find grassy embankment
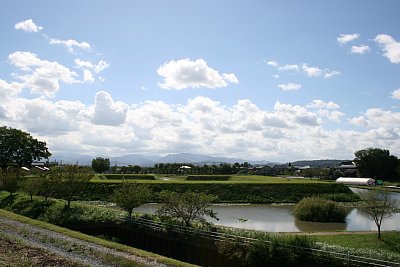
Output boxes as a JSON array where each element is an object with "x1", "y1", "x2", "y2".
[{"x1": 85, "y1": 176, "x2": 357, "y2": 203}]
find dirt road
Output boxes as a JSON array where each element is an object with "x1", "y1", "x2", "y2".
[{"x1": 0, "y1": 216, "x2": 171, "y2": 267}]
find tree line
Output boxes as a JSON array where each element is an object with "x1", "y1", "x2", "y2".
[
  {"x1": 92, "y1": 158, "x2": 253, "y2": 175},
  {"x1": 93, "y1": 149, "x2": 400, "y2": 181},
  {"x1": 0, "y1": 165, "x2": 93, "y2": 209}
]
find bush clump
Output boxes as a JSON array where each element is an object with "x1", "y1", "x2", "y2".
[
  {"x1": 218, "y1": 233, "x2": 342, "y2": 267},
  {"x1": 293, "y1": 197, "x2": 347, "y2": 223},
  {"x1": 185, "y1": 175, "x2": 231, "y2": 181}
]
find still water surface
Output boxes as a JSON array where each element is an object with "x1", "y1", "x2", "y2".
[{"x1": 133, "y1": 188, "x2": 400, "y2": 232}]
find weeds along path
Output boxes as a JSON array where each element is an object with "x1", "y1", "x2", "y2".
[{"x1": 0, "y1": 216, "x2": 171, "y2": 267}]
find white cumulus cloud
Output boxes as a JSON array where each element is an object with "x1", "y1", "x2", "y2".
[
  {"x1": 157, "y1": 58, "x2": 238, "y2": 90},
  {"x1": 337, "y1": 33, "x2": 359, "y2": 45},
  {"x1": 274, "y1": 101, "x2": 322, "y2": 127},
  {"x1": 279, "y1": 64, "x2": 300, "y2": 71},
  {"x1": 0, "y1": 79, "x2": 23, "y2": 98},
  {"x1": 350, "y1": 108, "x2": 400, "y2": 129},
  {"x1": 324, "y1": 70, "x2": 340, "y2": 79},
  {"x1": 307, "y1": 100, "x2": 340, "y2": 110},
  {"x1": 266, "y1": 60, "x2": 278, "y2": 67},
  {"x1": 8, "y1": 51, "x2": 79, "y2": 98},
  {"x1": 351, "y1": 45, "x2": 370, "y2": 54},
  {"x1": 391, "y1": 88, "x2": 400, "y2": 100},
  {"x1": 74, "y1": 59, "x2": 110, "y2": 73},
  {"x1": 91, "y1": 91, "x2": 129, "y2": 126},
  {"x1": 19, "y1": 98, "x2": 85, "y2": 133},
  {"x1": 278, "y1": 83, "x2": 301, "y2": 91},
  {"x1": 83, "y1": 70, "x2": 95, "y2": 83},
  {"x1": 349, "y1": 116, "x2": 368, "y2": 127},
  {"x1": 375, "y1": 34, "x2": 400, "y2": 64},
  {"x1": 268, "y1": 60, "x2": 339, "y2": 79},
  {"x1": 302, "y1": 63, "x2": 323, "y2": 77},
  {"x1": 50, "y1": 38, "x2": 91, "y2": 53},
  {"x1": 15, "y1": 19, "x2": 43, "y2": 32}
]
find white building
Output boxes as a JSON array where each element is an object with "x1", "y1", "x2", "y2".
[{"x1": 336, "y1": 177, "x2": 375, "y2": 186}]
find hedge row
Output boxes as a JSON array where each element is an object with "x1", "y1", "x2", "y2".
[
  {"x1": 185, "y1": 175, "x2": 231, "y2": 181},
  {"x1": 81, "y1": 182, "x2": 358, "y2": 203},
  {"x1": 99, "y1": 174, "x2": 156, "y2": 180}
]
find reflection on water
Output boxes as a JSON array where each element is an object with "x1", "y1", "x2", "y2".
[
  {"x1": 132, "y1": 190, "x2": 400, "y2": 232},
  {"x1": 295, "y1": 219, "x2": 347, "y2": 232},
  {"x1": 350, "y1": 187, "x2": 400, "y2": 208}
]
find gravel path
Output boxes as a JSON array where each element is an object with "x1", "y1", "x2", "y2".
[{"x1": 0, "y1": 216, "x2": 171, "y2": 267}]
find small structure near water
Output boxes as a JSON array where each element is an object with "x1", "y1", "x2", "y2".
[{"x1": 336, "y1": 177, "x2": 375, "y2": 186}]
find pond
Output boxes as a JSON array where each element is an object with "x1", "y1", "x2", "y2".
[{"x1": 132, "y1": 188, "x2": 400, "y2": 232}]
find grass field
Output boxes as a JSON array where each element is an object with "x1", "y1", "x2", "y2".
[{"x1": 313, "y1": 232, "x2": 400, "y2": 257}]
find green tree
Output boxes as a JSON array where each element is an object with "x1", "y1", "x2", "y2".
[
  {"x1": 361, "y1": 189, "x2": 398, "y2": 238},
  {"x1": 91, "y1": 157, "x2": 110, "y2": 173},
  {"x1": 354, "y1": 148, "x2": 400, "y2": 180},
  {"x1": 37, "y1": 171, "x2": 58, "y2": 202},
  {"x1": 20, "y1": 177, "x2": 41, "y2": 201},
  {"x1": 132, "y1": 165, "x2": 141, "y2": 174},
  {"x1": 52, "y1": 165, "x2": 94, "y2": 209},
  {"x1": 112, "y1": 183, "x2": 151, "y2": 218},
  {"x1": 0, "y1": 169, "x2": 20, "y2": 196},
  {"x1": 156, "y1": 191, "x2": 218, "y2": 227},
  {"x1": 0, "y1": 126, "x2": 51, "y2": 171}
]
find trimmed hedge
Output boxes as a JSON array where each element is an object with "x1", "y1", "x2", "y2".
[
  {"x1": 81, "y1": 182, "x2": 359, "y2": 203},
  {"x1": 185, "y1": 175, "x2": 231, "y2": 181},
  {"x1": 100, "y1": 174, "x2": 156, "y2": 180}
]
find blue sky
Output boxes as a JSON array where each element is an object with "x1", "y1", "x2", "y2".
[{"x1": 1, "y1": 1, "x2": 400, "y2": 161}]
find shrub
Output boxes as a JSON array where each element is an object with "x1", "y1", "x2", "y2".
[
  {"x1": 156, "y1": 190, "x2": 218, "y2": 227},
  {"x1": 218, "y1": 233, "x2": 342, "y2": 267},
  {"x1": 112, "y1": 183, "x2": 151, "y2": 218},
  {"x1": 293, "y1": 197, "x2": 347, "y2": 223}
]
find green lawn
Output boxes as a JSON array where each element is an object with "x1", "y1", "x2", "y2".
[{"x1": 313, "y1": 232, "x2": 400, "y2": 255}]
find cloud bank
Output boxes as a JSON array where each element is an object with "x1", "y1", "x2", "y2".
[{"x1": 2, "y1": 89, "x2": 399, "y2": 161}]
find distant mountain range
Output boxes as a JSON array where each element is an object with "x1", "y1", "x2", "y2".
[
  {"x1": 49, "y1": 152, "x2": 278, "y2": 167},
  {"x1": 49, "y1": 153, "x2": 348, "y2": 168}
]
